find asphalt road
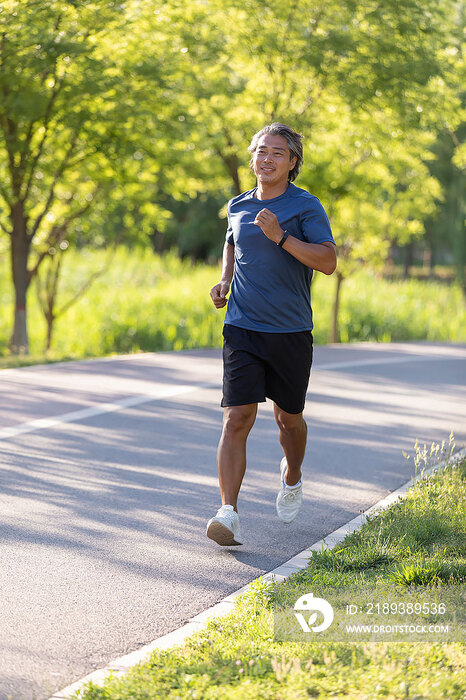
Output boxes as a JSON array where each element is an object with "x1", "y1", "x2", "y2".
[{"x1": 0, "y1": 342, "x2": 465, "y2": 700}]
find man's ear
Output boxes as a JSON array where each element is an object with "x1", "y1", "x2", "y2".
[{"x1": 289, "y1": 156, "x2": 297, "y2": 172}]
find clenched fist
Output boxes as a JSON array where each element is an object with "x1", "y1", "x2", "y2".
[
  {"x1": 254, "y1": 208, "x2": 284, "y2": 244},
  {"x1": 210, "y1": 281, "x2": 230, "y2": 308}
]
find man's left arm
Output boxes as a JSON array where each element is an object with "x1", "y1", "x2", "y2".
[{"x1": 254, "y1": 207, "x2": 337, "y2": 275}]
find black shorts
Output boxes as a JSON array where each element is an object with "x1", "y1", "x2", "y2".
[{"x1": 221, "y1": 324, "x2": 313, "y2": 415}]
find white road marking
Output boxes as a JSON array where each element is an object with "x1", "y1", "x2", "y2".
[
  {"x1": 317, "y1": 353, "x2": 465, "y2": 371},
  {"x1": 0, "y1": 384, "x2": 204, "y2": 441},
  {"x1": 1, "y1": 352, "x2": 464, "y2": 442}
]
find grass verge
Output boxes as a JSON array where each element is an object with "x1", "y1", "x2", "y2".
[{"x1": 76, "y1": 439, "x2": 465, "y2": 699}]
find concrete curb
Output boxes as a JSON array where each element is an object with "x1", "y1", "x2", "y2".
[{"x1": 49, "y1": 446, "x2": 466, "y2": 699}]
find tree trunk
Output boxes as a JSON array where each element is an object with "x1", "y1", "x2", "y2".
[
  {"x1": 426, "y1": 228, "x2": 435, "y2": 280},
  {"x1": 150, "y1": 225, "x2": 164, "y2": 253},
  {"x1": 230, "y1": 163, "x2": 242, "y2": 196},
  {"x1": 45, "y1": 312, "x2": 54, "y2": 352},
  {"x1": 385, "y1": 242, "x2": 396, "y2": 277},
  {"x1": 9, "y1": 201, "x2": 31, "y2": 354},
  {"x1": 216, "y1": 147, "x2": 242, "y2": 195},
  {"x1": 403, "y1": 242, "x2": 414, "y2": 279},
  {"x1": 224, "y1": 156, "x2": 242, "y2": 195},
  {"x1": 452, "y1": 171, "x2": 465, "y2": 295},
  {"x1": 329, "y1": 271, "x2": 344, "y2": 343}
]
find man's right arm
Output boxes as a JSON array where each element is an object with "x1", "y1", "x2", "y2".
[{"x1": 210, "y1": 242, "x2": 235, "y2": 309}]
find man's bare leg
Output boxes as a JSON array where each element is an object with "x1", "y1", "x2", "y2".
[
  {"x1": 273, "y1": 403, "x2": 307, "y2": 485},
  {"x1": 217, "y1": 404, "x2": 258, "y2": 511}
]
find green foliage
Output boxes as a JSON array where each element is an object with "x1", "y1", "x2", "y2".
[
  {"x1": 160, "y1": 193, "x2": 226, "y2": 260},
  {"x1": 0, "y1": 248, "x2": 465, "y2": 363},
  {"x1": 235, "y1": 577, "x2": 276, "y2": 613},
  {"x1": 328, "y1": 272, "x2": 466, "y2": 343},
  {"x1": 307, "y1": 546, "x2": 393, "y2": 574},
  {"x1": 389, "y1": 557, "x2": 465, "y2": 586},
  {"x1": 423, "y1": 123, "x2": 466, "y2": 290}
]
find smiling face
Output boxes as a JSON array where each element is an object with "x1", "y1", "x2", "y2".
[{"x1": 252, "y1": 133, "x2": 297, "y2": 189}]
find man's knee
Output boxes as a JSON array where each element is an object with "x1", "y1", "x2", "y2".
[
  {"x1": 223, "y1": 404, "x2": 257, "y2": 435},
  {"x1": 275, "y1": 408, "x2": 306, "y2": 435}
]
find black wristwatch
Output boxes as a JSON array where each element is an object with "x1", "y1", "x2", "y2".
[{"x1": 277, "y1": 230, "x2": 289, "y2": 247}]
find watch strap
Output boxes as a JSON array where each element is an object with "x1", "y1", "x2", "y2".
[{"x1": 277, "y1": 231, "x2": 289, "y2": 247}]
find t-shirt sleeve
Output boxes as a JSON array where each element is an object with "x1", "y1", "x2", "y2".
[
  {"x1": 300, "y1": 198, "x2": 335, "y2": 245},
  {"x1": 225, "y1": 200, "x2": 234, "y2": 245}
]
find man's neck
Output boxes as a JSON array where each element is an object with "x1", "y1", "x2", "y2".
[{"x1": 255, "y1": 181, "x2": 289, "y2": 201}]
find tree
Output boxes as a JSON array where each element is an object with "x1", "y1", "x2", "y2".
[
  {"x1": 0, "y1": 0, "x2": 242, "y2": 354},
  {"x1": 297, "y1": 94, "x2": 444, "y2": 341},
  {"x1": 34, "y1": 242, "x2": 115, "y2": 352},
  {"x1": 0, "y1": 0, "x2": 186, "y2": 353},
  {"x1": 0, "y1": 1, "x2": 130, "y2": 351}
]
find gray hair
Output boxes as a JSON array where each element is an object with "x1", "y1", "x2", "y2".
[{"x1": 248, "y1": 122, "x2": 304, "y2": 182}]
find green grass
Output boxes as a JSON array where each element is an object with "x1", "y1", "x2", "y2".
[
  {"x1": 76, "y1": 440, "x2": 466, "y2": 699},
  {"x1": 0, "y1": 247, "x2": 465, "y2": 367},
  {"x1": 0, "y1": 248, "x2": 223, "y2": 362}
]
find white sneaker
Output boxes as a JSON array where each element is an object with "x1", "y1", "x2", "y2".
[
  {"x1": 206, "y1": 505, "x2": 243, "y2": 546},
  {"x1": 276, "y1": 457, "x2": 303, "y2": 523}
]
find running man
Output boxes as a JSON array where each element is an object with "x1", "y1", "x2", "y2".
[{"x1": 207, "y1": 122, "x2": 336, "y2": 546}]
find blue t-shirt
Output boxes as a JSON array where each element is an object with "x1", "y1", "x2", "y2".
[{"x1": 224, "y1": 182, "x2": 334, "y2": 332}]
